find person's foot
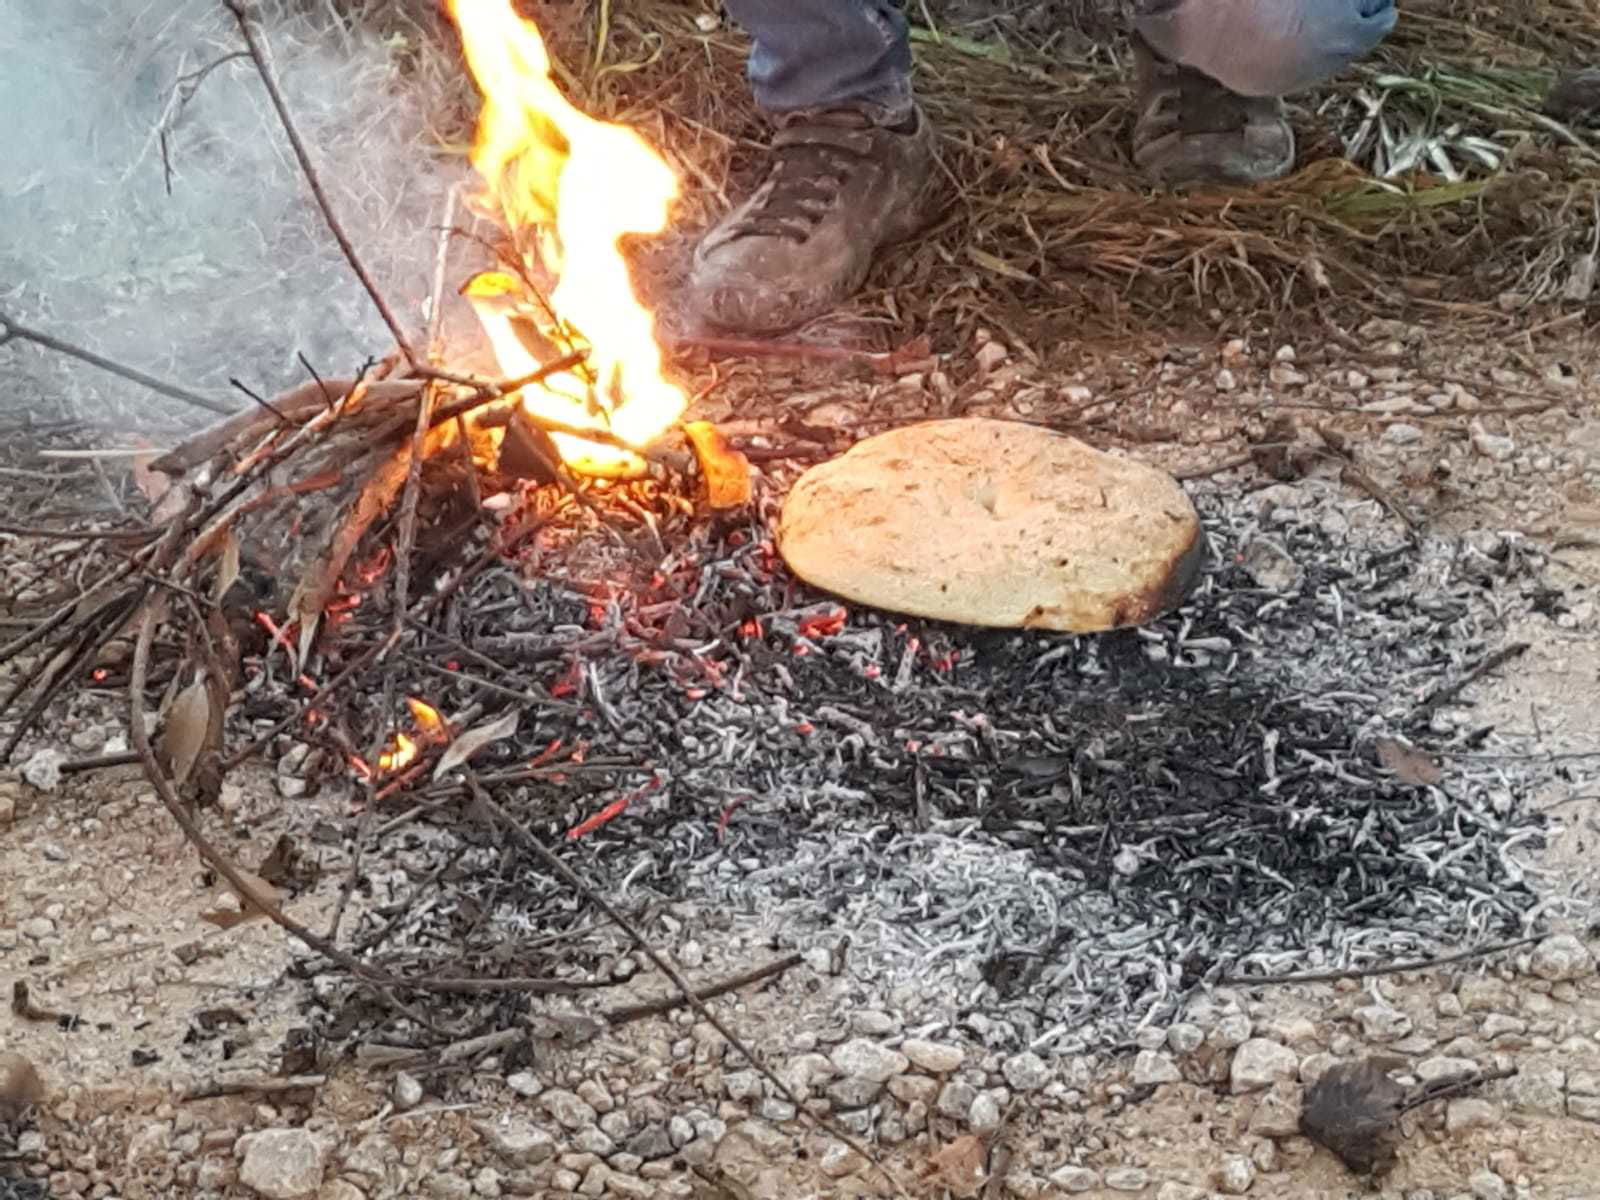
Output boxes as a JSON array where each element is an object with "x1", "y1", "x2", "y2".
[
  {"x1": 1131, "y1": 35, "x2": 1295, "y2": 186},
  {"x1": 686, "y1": 107, "x2": 941, "y2": 334}
]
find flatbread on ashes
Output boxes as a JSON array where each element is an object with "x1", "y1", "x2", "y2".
[{"x1": 777, "y1": 418, "x2": 1204, "y2": 632}]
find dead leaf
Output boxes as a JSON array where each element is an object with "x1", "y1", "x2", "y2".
[
  {"x1": 199, "y1": 866, "x2": 284, "y2": 929},
  {"x1": 920, "y1": 1133, "x2": 988, "y2": 1197},
  {"x1": 130, "y1": 449, "x2": 172, "y2": 508},
  {"x1": 1375, "y1": 736, "x2": 1443, "y2": 787},
  {"x1": 434, "y1": 710, "x2": 519, "y2": 779},
  {"x1": 213, "y1": 530, "x2": 241, "y2": 605},
  {"x1": 160, "y1": 675, "x2": 213, "y2": 788}
]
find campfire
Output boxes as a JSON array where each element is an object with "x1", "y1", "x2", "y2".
[{"x1": 0, "y1": 0, "x2": 1562, "y2": 1115}]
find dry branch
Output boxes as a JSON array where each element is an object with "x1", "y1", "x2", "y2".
[
  {"x1": 0, "y1": 311, "x2": 231, "y2": 416},
  {"x1": 221, "y1": 0, "x2": 419, "y2": 363}
]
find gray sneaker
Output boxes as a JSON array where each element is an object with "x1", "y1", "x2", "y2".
[
  {"x1": 686, "y1": 108, "x2": 941, "y2": 334},
  {"x1": 1131, "y1": 35, "x2": 1295, "y2": 186}
]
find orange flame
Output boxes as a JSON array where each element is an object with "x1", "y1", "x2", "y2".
[
  {"x1": 375, "y1": 698, "x2": 449, "y2": 774},
  {"x1": 447, "y1": 0, "x2": 687, "y2": 475}
]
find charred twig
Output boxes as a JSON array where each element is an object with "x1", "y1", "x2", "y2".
[
  {"x1": 0, "y1": 311, "x2": 231, "y2": 415},
  {"x1": 1412, "y1": 642, "x2": 1531, "y2": 718},
  {"x1": 1219, "y1": 933, "x2": 1543, "y2": 986},
  {"x1": 11, "y1": 980, "x2": 77, "y2": 1026},
  {"x1": 602, "y1": 952, "x2": 805, "y2": 1025},
  {"x1": 1314, "y1": 426, "x2": 1421, "y2": 534},
  {"x1": 1174, "y1": 452, "x2": 1255, "y2": 481},
  {"x1": 469, "y1": 779, "x2": 907, "y2": 1196},
  {"x1": 58, "y1": 751, "x2": 143, "y2": 774},
  {"x1": 220, "y1": 0, "x2": 418, "y2": 364},
  {"x1": 391, "y1": 381, "x2": 438, "y2": 634},
  {"x1": 421, "y1": 351, "x2": 592, "y2": 426},
  {"x1": 221, "y1": 633, "x2": 396, "y2": 771},
  {"x1": 122, "y1": 553, "x2": 416, "y2": 997},
  {"x1": 672, "y1": 332, "x2": 936, "y2": 376}
]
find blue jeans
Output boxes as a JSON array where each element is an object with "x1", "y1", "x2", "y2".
[{"x1": 723, "y1": 0, "x2": 1397, "y2": 117}]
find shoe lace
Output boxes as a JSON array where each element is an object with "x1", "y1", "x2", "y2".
[{"x1": 725, "y1": 117, "x2": 878, "y2": 243}]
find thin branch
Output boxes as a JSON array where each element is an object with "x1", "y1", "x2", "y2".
[
  {"x1": 221, "y1": 0, "x2": 418, "y2": 364},
  {"x1": 1413, "y1": 643, "x2": 1532, "y2": 718},
  {"x1": 0, "y1": 311, "x2": 231, "y2": 416},
  {"x1": 1219, "y1": 933, "x2": 1543, "y2": 986},
  {"x1": 602, "y1": 952, "x2": 804, "y2": 1026},
  {"x1": 391, "y1": 382, "x2": 437, "y2": 634}
]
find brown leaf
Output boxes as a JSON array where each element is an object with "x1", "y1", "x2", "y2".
[
  {"x1": 199, "y1": 867, "x2": 283, "y2": 929},
  {"x1": 130, "y1": 448, "x2": 172, "y2": 507},
  {"x1": 920, "y1": 1133, "x2": 988, "y2": 1197},
  {"x1": 160, "y1": 675, "x2": 213, "y2": 788},
  {"x1": 1375, "y1": 736, "x2": 1443, "y2": 787},
  {"x1": 434, "y1": 710, "x2": 520, "y2": 780}
]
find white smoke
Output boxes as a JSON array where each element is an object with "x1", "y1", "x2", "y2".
[{"x1": 0, "y1": 0, "x2": 464, "y2": 433}]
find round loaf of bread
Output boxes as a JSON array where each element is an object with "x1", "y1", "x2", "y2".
[{"x1": 777, "y1": 418, "x2": 1204, "y2": 632}]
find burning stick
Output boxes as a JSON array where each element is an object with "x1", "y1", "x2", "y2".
[{"x1": 682, "y1": 420, "x2": 753, "y2": 510}]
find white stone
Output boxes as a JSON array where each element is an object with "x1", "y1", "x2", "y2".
[
  {"x1": 1230, "y1": 1039, "x2": 1299, "y2": 1094},
  {"x1": 852, "y1": 1010, "x2": 897, "y2": 1036},
  {"x1": 901, "y1": 1039, "x2": 965, "y2": 1074},
  {"x1": 1048, "y1": 1165, "x2": 1099, "y2": 1193},
  {"x1": 20, "y1": 748, "x2": 65, "y2": 792},
  {"x1": 1217, "y1": 1154, "x2": 1255, "y2": 1194},
  {"x1": 474, "y1": 1118, "x2": 555, "y2": 1167},
  {"x1": 829, "y1": 1038, "x2": 908, "y2": 1083},
  {"x1": 777, "y1": 419, "x2": 1202, "y2": 633},
  {"x1": 1446, "y1": 1098, "x2": 1500, "y2": 1133},
  {"x1": 1167, "y1": 1023, "x2": 1204, "y2": 1054},
  {"x1": 1505, "y1": 1064, "x2": 1565, "y2": 1115},
  {"x1": 1354, "y1": 1004, "x2": 1412, "y2": 1042},
  {"x1": 1248, "y1": 1081, "x2": 1303, "y2": 1138},
  {"x1": 936, "y1": 1081, "x2": 977, "y2": 1121},
  {"x1": 1002, "y1": 1052, "x2": 1051, "y2": 1092},
  {"x1": 969, "y1": 1091, "x2": 1003, "y2": 1131},
  {"x1": 392, "y1": 1072, "x2": 423, "y2": 1111},
  {"x1": 1132, "y1": 1051, "x2": 1182, "y2": 1087},
  {"x1": 236, "y1": 1128, "x2": 328, "y2": 1199},
  {"x1": 1529, "y1": 934, "x2": 1593, "y2": 982},
  {"x1": 1105, "y1": 1166, "x2": 1151, "y2": 1191},
  {"x1": 505, "y1": 1072, "x2": 540, "y2": 1098},
  {"x1": 1468, "y1": 1167, "x2": 1508, "y2": 1200},
  {"x1": 540, "y1": 1089, "x2": 597, "y2": 1130}
]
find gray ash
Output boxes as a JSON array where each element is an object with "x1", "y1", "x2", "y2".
[{"x1": 292, "y1": 477, "x2": 1554, "y2": 1052}]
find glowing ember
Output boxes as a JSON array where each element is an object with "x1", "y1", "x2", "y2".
[{"x1": 448, "y1": 0, "x2": 687, "y2": 475}]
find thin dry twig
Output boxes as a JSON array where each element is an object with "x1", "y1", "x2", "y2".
[
  {"x1": 602, "y1": 952, "x2": 805, "y2": 1025},
  {"x1": 1220, "y1": 933, "x2": 1543, "y2": 986},
  {"x1": 221, "y1": 0, "x2": 419, "y2": 363},
  {"x1": 0, "y1": 311, "x2": 231, "y2": 415}
]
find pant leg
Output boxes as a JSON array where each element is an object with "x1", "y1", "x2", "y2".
[
  {"x1": 722, "y1": 0, "x2": 914, "y2": 124},
  {"x1": 1135, "y1": 0, "x2": 1397, "y2": 97}
]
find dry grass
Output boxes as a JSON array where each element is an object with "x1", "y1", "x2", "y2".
[{"x1": 285, "y1": 0, "x2": 1600, "y2": 355}]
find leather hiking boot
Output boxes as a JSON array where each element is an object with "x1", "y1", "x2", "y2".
[
  {"x1": 1132, "y1": 35, "x2": 1295, "y2": 186},
  {"x1": 686, "y1": 108, "x2": 941, "y2": 334}
]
